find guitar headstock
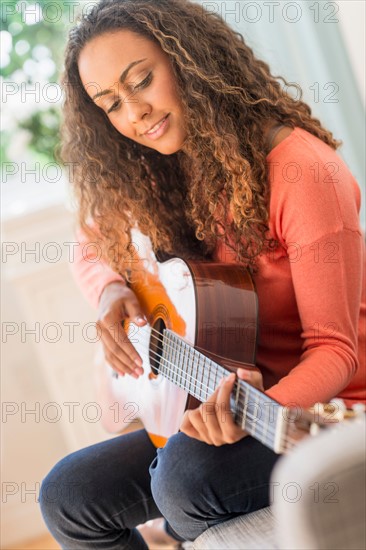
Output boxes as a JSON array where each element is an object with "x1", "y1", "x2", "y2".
[{"x1": 282, "y1": 399, "x2": 365, "y2": 452}]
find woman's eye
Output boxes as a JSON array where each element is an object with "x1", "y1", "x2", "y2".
[
  {"x1": 107, "y1": 73, "x2": 153, "y2": 114},
  {"x1": 129, "y1": 72, "x2": 153, "y2": 94},
  {"x1": 107, "y1": 100, "x2": 121, "y2": 114},
  {"x1": 135, "y1": 71, "x2": 153, "y2": 90}
]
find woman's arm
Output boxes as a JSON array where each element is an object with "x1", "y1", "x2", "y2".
[
  {"x1": 265, "y1": 228, "x2": 364, "y2": 408},
  {"x1": 70, "y1": 227, "x2": 126, "y2": 310},
  {"x1": 264, "y1": 132, "x2": 365, "y2": 408}
]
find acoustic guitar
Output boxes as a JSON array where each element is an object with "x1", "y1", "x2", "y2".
[{"x1": 105, "y1": 232, "x2": 363, "y2": 451}]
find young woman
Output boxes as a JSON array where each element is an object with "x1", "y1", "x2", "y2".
[{"x1": 40, "y1": 0, "x2": 365, "y2": 548}]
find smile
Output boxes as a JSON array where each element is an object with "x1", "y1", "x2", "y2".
[{"x1": 144, "y1": 114, "x2": 170, "y2": 140}]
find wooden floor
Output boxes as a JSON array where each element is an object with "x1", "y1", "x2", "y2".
[
  {"x1": 6, "y1": 533, "x2": 60, "y2": 549},
  {"x1": 6, "y1": 529, "x2": 179, "y2": 549}
]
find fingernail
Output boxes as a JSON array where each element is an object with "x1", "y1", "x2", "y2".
[
  {"x1": 135, "y1": 316, "x2": 146, "y2": 323},
  {"x1": 135, "y1": 358, "x2": 142, "y2": 367},
  {"x1": 240, "y1": 369, "x2": 251, "y2": 379},
  {"x1": 226, "y1": 373, "x2": 235, "y2": 383},
  {"x1": 134, "y1": 367, "x2": 144, "y2": 376}
]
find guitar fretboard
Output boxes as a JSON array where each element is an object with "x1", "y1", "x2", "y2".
[{"x1": 159, "y1": 329, "x2": 286, "y2": 453}]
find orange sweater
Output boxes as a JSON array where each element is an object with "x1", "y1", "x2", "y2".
[{"x1": 70, "y1": 127, "x2": 365, "y2": 409}]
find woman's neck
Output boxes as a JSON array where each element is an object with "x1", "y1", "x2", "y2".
[{"x1": 264, "y1": 121, "x2": 294, "y2": 153}]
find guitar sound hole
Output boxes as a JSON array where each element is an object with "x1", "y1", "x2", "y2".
[{"x1": 149, "y1": 318, "x2": 166, "y2": 376}]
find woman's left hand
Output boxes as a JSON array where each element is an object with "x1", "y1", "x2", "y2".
[{"x1": 179, "y1": 368, "x2": 264, "y2": 446}]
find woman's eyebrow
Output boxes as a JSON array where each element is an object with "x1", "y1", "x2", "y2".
[{"x1": 92, "y1": 58, "x2": 148, "y2": 101}]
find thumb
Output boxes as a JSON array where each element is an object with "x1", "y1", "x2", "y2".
[{"x1": 237, "y1": 368, "x2": 263, "y2": 391}]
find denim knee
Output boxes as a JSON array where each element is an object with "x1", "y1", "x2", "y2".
[
  {"x1": 39, "y1": 454, "x2": 101, "y2": 543},
  {"x1": 149, "y1": 431, "x2": 278, "y2": 541},
  {"x1": 149, "y1": 432, "x2": 211, "y2": 540},
  {"x1": 40, "y1": 458, "x2": 78, "y2": 538}
]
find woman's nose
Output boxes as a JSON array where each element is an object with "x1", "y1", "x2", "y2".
[{"x1": 125, "y1": 97, "x2": 152, "y2": 127}]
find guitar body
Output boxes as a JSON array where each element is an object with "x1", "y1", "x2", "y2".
[
  {"x1": 105, "y1": 232, "x2": 258, "y2": 447},
  {"x1": 98, "y1": 232, "x2": 362, "y2": 452}
]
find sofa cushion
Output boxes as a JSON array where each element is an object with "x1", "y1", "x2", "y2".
[{"x1": 192, "y1": 507, "x2": 278, "y2": 549}]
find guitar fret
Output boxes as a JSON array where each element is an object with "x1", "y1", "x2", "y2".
[
  {"x1": 175, "y1": 336, "x2": 180, "y2": 384},
  {"x1": 235, "y1": 381, "x2": 279, "y2": 450},
  {"x1": 201, "y1": 357, "x2": 207, "y2": 401},
  {"x1": 167, "y1": 332, "x2": 173, "y2": 378},
  {"x1": 194, "y1": 352, "x2": 200, "y2": 399},
  {"x1": 163, "y1": 330, "x2": 282, "y2": 454},
  {"x1": 195, "y1": 350, "x2": 201, "y2": 397},
  {"x1": 175, "y1": 341, "x2": 184, "y2": 387},
  {"x1": 234, "y1": 380, "x2": 241, "y2": 423},
  {"x1": 261, "y1": 400, "x2": 269, "y2": 445},
  {"x1": 244, "y1": 385, "x2": 259, "y2": 433},
  {"x1": 175, "y1": 338, "x2": 182, "y2": 387},
  {"x1": 251, "y1": 392, "x2": 259, "y2": 437},
  {"x1": 160, "y1": 331, "x2": 168, "y2": 378},
  {"x1": 241, "y1": 385, "x2": 249, "y2": 430},
  {"x1": 184, "y1": 345, "x2": 192, "y2": 391},
  {"x1": 202, "y1": 357, "x2": 207, "y2": 400},
  {"x1": 209, "y1": 361, "x2": 217, "y2": 395},
  {"x1": 184, "y1": 341, "x2": 190, "y2": 391},
  {"x1": 172, "y1": 335, "x2": 178, "y2": 382},
  {"x1": 188, "y1": 348, "x2": 195, "y2": 394},
  {"x1": 207, "y1": 360, "x2": 213, "y2": 398},
  {"x1": 194, "y1": 349, "x2": 201, "y2": 397},
  {"x1": 186, "y1": 344, "x2": 192, "y2": 392},
  {"x1": 191, "y1": 347, "x2": 198, "y2": 395},
  {"x1": 214, "y1": 365, "x2": 218, "y2": 392},
  {"x1": 185, "y1": 342, "x2": 191, "y2": 392},
  {"x1": 181, "y1": 341, "x2": 186, "y2": 388},
  {"x1": 180, "y1": 341, "x2": 187, "y2": 390},
  {"x1": 200, "y1": 354, "x2": 207, "y2": 399}
]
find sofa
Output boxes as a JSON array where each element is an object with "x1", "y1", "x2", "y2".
[{"x1": 191, "y1": 416, "x2": 366, "y2": 550}]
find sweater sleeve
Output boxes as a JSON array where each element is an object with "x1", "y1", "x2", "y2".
[
  {"x1": 69, "y1": 227, "x2": 126, "y2": 310},
  {"x1": 265, "y1": 134, "x2": 364, "y2": 408},
  {"x1": 265, "y1": 229, "x2": 364, "y2": 408}
]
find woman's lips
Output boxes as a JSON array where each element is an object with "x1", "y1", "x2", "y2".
[{"x1": 144, "y1": 114, "x2": 170, "y2": 140}]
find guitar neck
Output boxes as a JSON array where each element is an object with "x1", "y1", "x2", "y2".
[{"x1": 159, "y1": 329, "x2": 287, "y2": 453}]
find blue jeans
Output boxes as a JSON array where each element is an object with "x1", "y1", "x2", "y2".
[{"x1": 39, "y1": 429, "x2": 279, "y2": 549}]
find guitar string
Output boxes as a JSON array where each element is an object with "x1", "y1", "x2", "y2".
[
  {"x1": 136, "y1": 324, "x2": 279, "y2": 409},
  {"x1": 113, "y1": 325, "x2": 297, "y2": 449},
  {"x1": 142, "y1": 327, "x2": 296, "y2": 444},
  {"x1": 127, "y1": 325, "x2": 296, "y2": 449},
  {"x1": 127, "y1": 342, "x2": 296, "y2": 451},
  {"x1": 131, "y1": 325, "x2": 271, "y2": 409},
  {"x1": 147, "y1": 324, "x2": 298, "y2": 451},
  {"x1": 141, "y1": 345, "x2": 290, "y2": 447}
]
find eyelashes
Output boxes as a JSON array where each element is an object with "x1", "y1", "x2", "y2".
[{"x1": 107, "y1": 72, "x2": 153, "y2": 114}]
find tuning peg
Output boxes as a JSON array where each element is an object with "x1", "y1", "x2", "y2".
[{"x1": 329, "y1": 398, "x2": 347, "y2": 411}]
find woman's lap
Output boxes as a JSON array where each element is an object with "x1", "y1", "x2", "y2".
[
  {"x1": 39, "y1": 428, "x2": 280, "y2": 547},
  {"x1": 150, "y1": 432, "x2": 280, "y2": 541}
]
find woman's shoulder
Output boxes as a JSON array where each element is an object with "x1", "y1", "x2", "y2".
[
  {"x1": 266, "y1": 126, "x2": 338, "y2": 163},
  {"x1": 267, "y1": 126, "x2": 359, "y2": 192},
  {"x1": 266, "y1": 126, "x2": 362, "y2": 240}
]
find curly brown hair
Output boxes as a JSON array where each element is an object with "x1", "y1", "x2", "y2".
[{"x1": 61, "y1": 0, "x2": 342, "y2": 278}]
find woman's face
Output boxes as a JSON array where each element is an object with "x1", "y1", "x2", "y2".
[{"x1": 78, "y1": 29, "x2": 188, "y2": 155}]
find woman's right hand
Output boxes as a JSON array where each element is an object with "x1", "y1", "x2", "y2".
[{"x1": 96, "y1": 282, "x2": 147, "y2": 379}]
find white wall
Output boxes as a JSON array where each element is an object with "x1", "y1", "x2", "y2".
[
  {"x1": 338, "y1": 0, "x2": 366, "y2": 108},
  {"x1": 1, "y1": 197, "x2": 115, "y2": 547}
]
